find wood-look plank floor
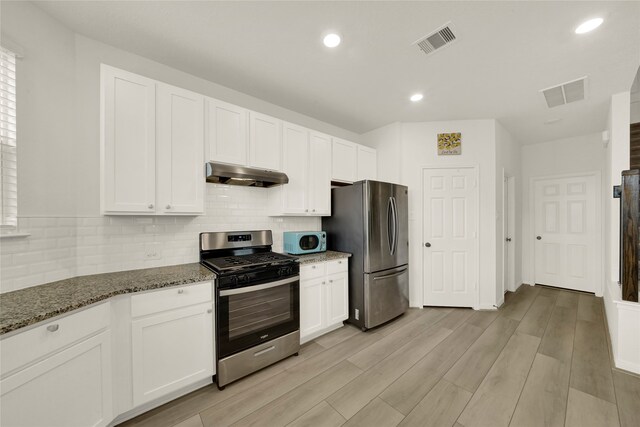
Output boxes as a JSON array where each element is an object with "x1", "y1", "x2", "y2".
[{"x1": 120, "y1": 285, "x2": 639, "y2": 427}]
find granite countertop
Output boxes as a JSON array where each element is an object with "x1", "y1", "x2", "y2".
[
  {"x1": 295, "y1": 250, "x2": 352, "y2": 265},
  {"x1": 0, "y1": 263, "x2": 215, "y2": 336}
]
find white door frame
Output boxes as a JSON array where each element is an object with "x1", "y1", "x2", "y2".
[
  {"x1": 502, "y1": 174, "x2": 517, "y2": 295},
  {"x1": 421, "y1": 165, "x2": 481, "y2": 309},
  {"x1": 528, "y1": 171, "x2": 603, "y2": 296}
]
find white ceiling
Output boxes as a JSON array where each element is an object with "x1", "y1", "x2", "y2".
[{"x1": 32, "y1": 1, "x2": 640, "y2": 144}]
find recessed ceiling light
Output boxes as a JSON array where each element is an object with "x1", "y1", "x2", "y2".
[
  {"x1": 323, "y1": 33, "x2": 341, "y2": 48},
  {"x1": 410, "y1": 93, "x2": 424, "y2": 102},
  {"x1": 575, "y1": 18, "x2": 603, "y2": 34}
]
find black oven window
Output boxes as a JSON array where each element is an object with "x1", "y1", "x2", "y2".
[
  {"x1": 228, "y1": 285, "x2": 292, "y2": 340},
  {"x1": 299, "y1": 235, "x2": 319, "y2": 251}
]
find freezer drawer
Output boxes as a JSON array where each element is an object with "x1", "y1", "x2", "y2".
[{"x1": 363, "y1": 265, "x2": 409, "y2": 329}]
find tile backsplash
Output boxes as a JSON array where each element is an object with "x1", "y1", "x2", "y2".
[{"x1": 0, "y1": 185, "x2": 320, "y2": 293}]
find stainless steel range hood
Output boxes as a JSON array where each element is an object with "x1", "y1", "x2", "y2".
[{"x1": 205, "y1": 162, "x2": 288, "y2": 187}]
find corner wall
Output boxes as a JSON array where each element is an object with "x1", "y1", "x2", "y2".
[
  {"x1": 603, "y1": 91, "x2": 639, "y2": 374},
  {"x1": 495, "y1": 121, "x2": 522, "y2": 304},
  {"x1": 400, "y1": 120, "x2": 498, "y2": 309},
  {"x1": 520, "y1": 132, "x2": 607, "y2": 291}
]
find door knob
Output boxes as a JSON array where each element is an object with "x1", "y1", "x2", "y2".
[
  {"x1": 425, "y1": 242, "x2": 431, "y2": 247},
  {"x1": 506, "y1": 238, "x2": 512, "y2": 242},
  {"x1": 536, "y1": 236, "x2": 542, "y2": 240}
]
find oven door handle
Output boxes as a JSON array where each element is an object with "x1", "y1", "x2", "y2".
[{"x1": 219, "y1": 276, "x2": 299, "y2": 296}]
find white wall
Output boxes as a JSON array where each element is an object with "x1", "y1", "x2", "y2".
[
  {"x1": 602, "y1": 91, "x2": 640, "y2": 374},
  {"x1": 1, "y1": 1, "x2": 365, "y2": 292},
  {"x1": 361, "y1": 122, "x2": 402, "y2": 185},
  {"x1": 399, "y1": 120, "x2": 498, "y2": 309},
  {"x1": 495, "y1": 121, "x2": 522, "y2": 304},
  {"x1": 520, "y1": 132, "x2": 607, "y2": 289},
  {"x1": 1, "y1": 1, "x2": 361, "y2": 219},
  {"x1": 605, "y1": 93, "x2": 631, "y2": 285}
]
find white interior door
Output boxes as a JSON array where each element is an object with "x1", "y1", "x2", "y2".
[
  {"x1": 534, "y1": 174, "x2": 599, "y2": 293},
  {"x1": 423, "y1": 167, "x2": 478, "y2": 307}
]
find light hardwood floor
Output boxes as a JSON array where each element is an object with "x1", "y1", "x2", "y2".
[{"x1": 120, "y1": 285, "x2": 640, "y2": 427}]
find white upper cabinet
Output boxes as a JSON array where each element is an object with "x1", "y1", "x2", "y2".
[
  {"x1": 101, "y1": 65, "x2": 205, "y2": 216},
  {"x1": 308, "y1": 131, "x2": 331, "y2": 215},
  {"x1": 331, "y1": 138, "x2": 358, "y2": 183},
  {"x1": 101, "y1": 65, "x2": 156, "y2": 214},
  {"x1": 206, "y1": 98, "x2": 248, "y2": 165},
  {"x1": 157, "y1": 83, "x2": 205, "y2": 215},
  {"x1": 280, "y1": 122, "x2": 309, "y2": 214},
  {"x1": 357, "y1": 145, "x2": 377, "y2": 181},
  {"x1": 269, "y1": 127, "x2": 331, "y2": 216},
  {"x1": 331, "y1": 138, "x2": 377, "y2": 184},
  {"x1": 249, "y1": 112, "x2": 282, "y2": 171}
]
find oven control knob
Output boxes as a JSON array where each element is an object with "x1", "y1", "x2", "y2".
[
  {"x1": 238, "y1": 274, "x2": 249, "y2": 284},
  {"x1": 279, "y1": 266, "x2": 292, "y2": 276}
]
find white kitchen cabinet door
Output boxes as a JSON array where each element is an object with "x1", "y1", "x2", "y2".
[
  {"x1": 131, "y1": 303, "x2": 214, "y2": 406},
  {"x1": 300, "y1": 277, "x2": 325, "y2": 338},
  {"x1": 249, "y1": 112, "x2": 282, "y2": 171},
  {"x1": 0, "y1": 331, "x2": 113, "y2": 427},
  {"x1": 101, "y1": 65, "x2": 156, "y2": 214},
  {"x1": 331, "y1": 138, "x2": 357, "y2": 183},
  {"x1": 281, "y1": 122, "x2": 309, "y2": 214},
  {"x1": 308, "y1": 132, "x2": 332, "y2": 215},
  {"x1": 326, "y1": 272, "x2": 349, "y2": 326},
  {"x1": 206, "y1": 98, "x2": 248, "y2": 166},
  {"x1": 156, "y1": 83, "x2": 205, "y2": 215},
  {"x1": 357, "y1": 145, "x2": 377, "y2": 181}
]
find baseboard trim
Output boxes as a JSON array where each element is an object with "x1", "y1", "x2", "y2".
[{"x1": 108, "y1": 378, "x2": 213, "y2": 426}]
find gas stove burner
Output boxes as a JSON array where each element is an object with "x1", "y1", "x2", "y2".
[
  {"x1": 203, "y1": 252, "x2": 296, "y2": 273},
  {"x1": 199, "y1": 231, "x2": 298, "y2": 274}
]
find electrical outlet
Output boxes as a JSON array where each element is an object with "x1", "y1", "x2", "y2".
[{"x1": 144, "y1": 243, "x2": 161, "y2": 260}]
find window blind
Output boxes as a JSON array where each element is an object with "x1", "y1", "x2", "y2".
[{"x1": 0, "y1": 47, "x2": 17, "y2": 228}]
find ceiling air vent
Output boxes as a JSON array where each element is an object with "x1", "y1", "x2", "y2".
[
  {"x1": 414, "y1": 22, "x2": 457, "y2": 56},
  {"x1": 540, "y1": 77, "x2": 587, "y2": 108}
]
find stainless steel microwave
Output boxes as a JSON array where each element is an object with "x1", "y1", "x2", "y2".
[{"x1": 283, "y1": 231, "x2": 326, "y2": 254}]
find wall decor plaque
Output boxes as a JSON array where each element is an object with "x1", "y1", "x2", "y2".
[{"x1": 437, "y1": 132, "x2": 461, "y2": 155}]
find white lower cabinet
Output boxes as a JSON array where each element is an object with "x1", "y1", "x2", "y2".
[
  {"x1": 0, "y1": 282, "x2": 216, "y2": 427},
  {"x1": 130, "y1": 283, "x2": 214, "y2": 406},
  {"x1": 300, "y1": 259, "x2": 349, "y2": 343},
  {"x1": 0, "y1": 304, "x2": 112, "y2": 427}
]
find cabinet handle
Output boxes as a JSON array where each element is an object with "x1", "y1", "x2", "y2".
[
  {"x1": 166, "y1": 204, "x2": 171, "y2": 209},
  {"x1": 329, "y1": 279, "x2": 333, "y2": 283},
  {"x1": 305, "y1": 209, "x2": 309, "y2": 212},
  {"x1": 322, "y1": 281, "x2": 326, "y2": 285},
  {"x1": 46, "y1": 324, "x2": 59, "y2": 332},
  {"x1": 312, "y1": 209, "x2": 316, "y2": 212},
  {"x1": 207, "y1": 308, "x2": 213, "y2": 314},
  {"x1": 311, "y1": 265, "x2": 316, "y2": 269},
  {"x1": 148, "y1": 204, "x2": 154, "y2": 209},
  {"x1": 338, "y1": 261, "x2": 342, "y2": 264},
  {"x1": 177, "y1": 289, "x2": 184, "y2": 294}
]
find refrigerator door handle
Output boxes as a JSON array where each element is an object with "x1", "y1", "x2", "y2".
[
  {"x1": 373, "y1": 267, "x2": 408, "y2": 280},
  {"x1": 387, "y1": 197, "x2": 394, "y2": 255},
  {"x1": 392, "y1": 196, "x2": 399, "y2": 255}
]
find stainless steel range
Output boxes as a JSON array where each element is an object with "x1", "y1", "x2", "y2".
[{"x1": 199, "y1": 230, "x2": 300, "y2": 389}]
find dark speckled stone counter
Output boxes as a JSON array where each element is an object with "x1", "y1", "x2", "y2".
[
  {"x1": 294, "y1": 250, "x2": 351, "y2": 265},
  {"x1": 0, "y1": 263, "x2": 215, "y2": 336}
]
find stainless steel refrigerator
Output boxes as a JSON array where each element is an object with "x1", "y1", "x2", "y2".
[{"x1": 322, "y1": 180, "x2": 409, "y2": 331}]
